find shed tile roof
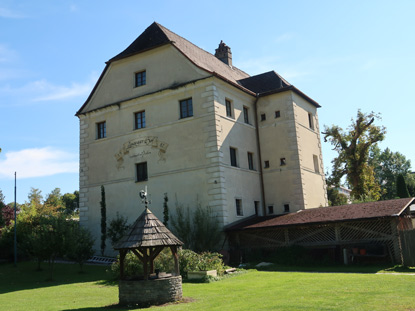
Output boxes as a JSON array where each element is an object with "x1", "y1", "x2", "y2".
[
  {"x1": 227, "y1": 198, "x2": 414, "y2": 231},
  {"x1": 114, "y1": 208, "x2": 183, "y2": 250}
]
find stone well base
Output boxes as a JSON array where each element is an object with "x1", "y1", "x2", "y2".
[{"x1": 119, "y1": 276, "x2": 182, "y2": 306}]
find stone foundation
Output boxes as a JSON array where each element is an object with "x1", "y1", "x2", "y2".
[{"x1": 119, "y1": 276, "x2": 182, "y2": 307}]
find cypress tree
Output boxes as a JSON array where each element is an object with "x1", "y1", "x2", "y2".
[
  {"x1": 100, "y1": 185, "x2": 107, "y2": 256},
  {"x1": 396, "y1": 174, "x2": 410, "y2": 198},
  {"x1": 163, "y1": 193, "x2": 169, "y2": 226}
]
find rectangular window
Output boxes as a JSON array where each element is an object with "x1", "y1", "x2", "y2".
[
  {"x1": 264, "y1": 160, "x2": 270, "y2": 168},
  {"x1": 97, "y1": 121, "x2": 106, "y2": 139},
  {"x1": 135, "y1": 71, "x2": 146, "y2": 87},
  {"x1": 230, "y1": 147, "x2": 238, "y2": 167},
  {"x1": 180, "y1": 98, "x2": 193, "y2": 119},
  {"x1": 284, "y1": 204, "x2": 290, "y2": 213},
  {"x1": 243, "y1": 106, "x2": 249, "y2": 124},
  {"x1": 313, "y1": 155, "x2": 320, "y2": 173},
  {"x1": 308, "y1": 112, "x2": 314, "y2": 130},
  {"x1": 136, "y1": 162, "x2": 148, "y2": 182},
  {"x1": 254, "y1": 201, "x2": 260, "y2": 215},
  {"x1": 247, "y1": 152, "x2": 254, "y2": 170},
  {"x1": 268, "y1": 205, "x2": 274, "y2": 215},
  {"x1": 280, "y1": 158, "x2": 286, "y2": 166},
  {"x1": 134, "y1": 111, "x2": 146, "y2": 129},
  {"x1": 275, "y1": 110, "x2": 281, "y2": 118},
  {"x1": 260, "y1": 113, "x2": 266, "y2": 121},
  {"x1": 236, "y1": 199, "x2": 243, "y2": 216},
  {"x1": 225, "y1": 99, "x2": 233, "y2": 118}
]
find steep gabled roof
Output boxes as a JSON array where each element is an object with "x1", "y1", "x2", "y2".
[
  {"x1": 109, "y1": 22, "x2": 250, "y2": 84},
  {"x1": 77, "y1": 22, "x2": 320, "y2": 116},
  {"x1": 226, "y1": 198, "x2": 415, "y2": 231},
  {"x1": 114, "y1": 208, "x2": 183, "y2": 250}
]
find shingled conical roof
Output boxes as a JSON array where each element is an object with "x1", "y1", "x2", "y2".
[{"x1": 114, "y1": 208, "x2": 183, "y2": 250}]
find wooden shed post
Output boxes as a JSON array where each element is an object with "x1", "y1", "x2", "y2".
[
  {"x1": 119, "y1": 250, "x2": 127, "y2": 280},
  {"x1": 170, "y1": 246, "x2": 180, "y2": 276}
]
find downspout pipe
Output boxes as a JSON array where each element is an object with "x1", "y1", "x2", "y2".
[{"x1": 253, "y1": 95, "x2": 266, "y2": 216}]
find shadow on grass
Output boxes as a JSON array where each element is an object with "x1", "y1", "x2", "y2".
[
  {"x1": 0, "y1": 261, "x2": 116, "y2": 295},
  {"x1": 251, "y1": 262, "x2": 415, "y2": 274},
  {"x1": 60, "y1": 298, "x2": 196, "y2": 311}
]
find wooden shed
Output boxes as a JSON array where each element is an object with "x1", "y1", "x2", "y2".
[{"x1": 226, "y1": 198, "x2": 415, "y2": 265}]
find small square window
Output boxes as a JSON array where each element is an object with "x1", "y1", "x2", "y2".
[
  {"x1": 264, "y1": 160, "x2": 270, "y2": 168},
  {"x1": 225, "y1": 99, "x2": 233, "y2": 118},
  {"x1": 136, "y1": 162, "x2": 148, "y2": 182},
  {"x1": 261, "y1": 113, "x2": 266, "y2": 121},
  {"x1": 97, "y1": 121, "x2": 106, "y2": 139},
  {"x1": 268, "y1": 205, "x2": 274, "y2": 214},
  {"x1": 275, "y1": 110, "x2": 281, "y2": 118},
  {"x1": 247, "y1": 152, "x2": 254, "y2": 170},
  {"x1": 180, "y1": 98, "x2": 193, "y2": 119},
  {"x1": 284, "y1": 204, "x2": 290, "y2": 213},
  {"x1": 243, "y1": 106, "x2": 249, "y2": 124},
  {"x1": 236, "y1": 199, "x2": 243, "y2": 216},
  {"x1": 135, "y1": 71, "x2": 146, "y2": 87},
  {"x1": 230, "y1": 147, "x2": 238, "y2": 167},
  {"x1": 280, "y1": 158, "x2": 286, "y2": 166},
  {"x1": 134, "y1": 111, "x2": 146, "y2": 129}
]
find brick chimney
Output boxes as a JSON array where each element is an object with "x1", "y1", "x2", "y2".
[{"x1": 215, "y1": 40, "x2": 232, "y2": 66}]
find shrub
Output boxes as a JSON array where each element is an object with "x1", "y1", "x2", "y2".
[
  {"x1": 171, "y1": 204, "x2": 222, "y2": 252},
  {"x1": 107, "y1": 212, "x2": 129, "y2": 247},
  {"x1": 109, "y1": 248, "x2": 225, "y2": 279},
  {"x1": 66, "y1": 223, "x2": 95, "y2": 272}
]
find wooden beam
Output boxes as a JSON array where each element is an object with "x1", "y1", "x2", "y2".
[
  {"x1": 170, "y1": 246, "x2": 180, "y2": 276},
  {"x1": 119, "y1": 250, "x2": 127, "y2": 280}
]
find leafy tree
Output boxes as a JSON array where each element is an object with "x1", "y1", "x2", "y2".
[
  {"x1": 369, "y1": 146, "x2": 412, "y2": 200},
  {"x1": 67, "y1": 223, "x2": 95, "y2": 272},
  {"x1": 44, "y1": 188, "x2": 63, "y2": 210},
  {"x1": 1, "y1": 205, "x2": 17, "y2": 227},
  {"x1": 327, "y1": 188, "x2": 348, "y2": 206},
  {"x1": 0, "y1": 189, "x2": 5, "y2": 227},
  {"x1": 107, "y1": 212, "x2": 129, "y2": 247},
  {"x1": 396, "y1": 174, "x2": 410, "y2": 198},
  {"x1": 62, "y1": 191, "x2": 79, "y2": 214},
  {"x1": 323, "y1": 110, "x2": 386, "y2": 200},
  {"x1": 407, "y1": 174, "x2": 415, "y2": 197},
  {"x1": 100, "y1": 185, "x2": 107, "y2": 256}
]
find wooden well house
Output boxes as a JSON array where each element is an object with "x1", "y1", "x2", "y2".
[{"x1": 114, "y1": 206, "x2": 184, "y2": 306}]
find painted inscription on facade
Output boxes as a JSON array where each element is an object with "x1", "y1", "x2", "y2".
[{"x1": 115, "y1": 136, "x2": 168, "y2": 169}]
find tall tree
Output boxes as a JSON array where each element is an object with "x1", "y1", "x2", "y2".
[
  {"x1": 45, "y1": 188, "x2": 63, "y2": 209},
  {"x1": 396, "y1": 174, "x2": 410, "y2": 198},
  {"x1": 28, "y1": 188, "x2": 43, "y2": 207},
  {"x1": 369, "y1": 146, "x2": 412, "y2": 200},
  {"x1": 323, "y1": 110, "x2": 386, "y2": 200},
  {"x1": 0, "y1": 189, "x2": 5, "y2": 226}
]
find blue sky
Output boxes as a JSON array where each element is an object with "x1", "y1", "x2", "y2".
[{"x1": 1, "y1": 0, "x2": 414, "y2": 204}]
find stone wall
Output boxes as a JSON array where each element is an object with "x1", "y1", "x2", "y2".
[{"x1": 119, "y1": 276, "x2": 182, "y2": 307}]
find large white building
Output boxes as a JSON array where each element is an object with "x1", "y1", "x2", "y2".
[{"x1": 76, "y1": 22, "x2": 328, "y2": 252}]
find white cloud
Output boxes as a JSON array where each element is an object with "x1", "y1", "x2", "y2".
[
  {"x1": 0, "y1": 7, "x2": 24, "y2": 18},
  {"x1": 0, "y1": 147, "x2": 78, "y2": 179},
  {"x1": 33, "y1": 79, "x2": 94, "y2": 101},
  {"x1": 0, "y1": 71, "x2": 98, "y2": 106}
]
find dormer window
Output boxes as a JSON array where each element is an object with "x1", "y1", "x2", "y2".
[{"x1": 135, "y1": 70, "x2": 146, "y2": 87}]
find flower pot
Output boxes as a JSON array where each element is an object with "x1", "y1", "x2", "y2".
[{"x1": 359, "y1": 249, "x2": 367, "y2": 255}]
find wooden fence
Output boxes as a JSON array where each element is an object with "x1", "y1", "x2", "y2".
[{"x1": 399, "y1": 229, "x2": 415, "y2": 266}]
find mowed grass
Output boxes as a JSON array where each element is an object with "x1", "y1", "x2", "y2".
[{"x1": 0, "y1": 262, "x2": 414, "y2": 311}]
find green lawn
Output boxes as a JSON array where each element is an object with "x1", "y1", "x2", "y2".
[{"x1": 0, "y1": 262, "x2": 414, "y2": 311}]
